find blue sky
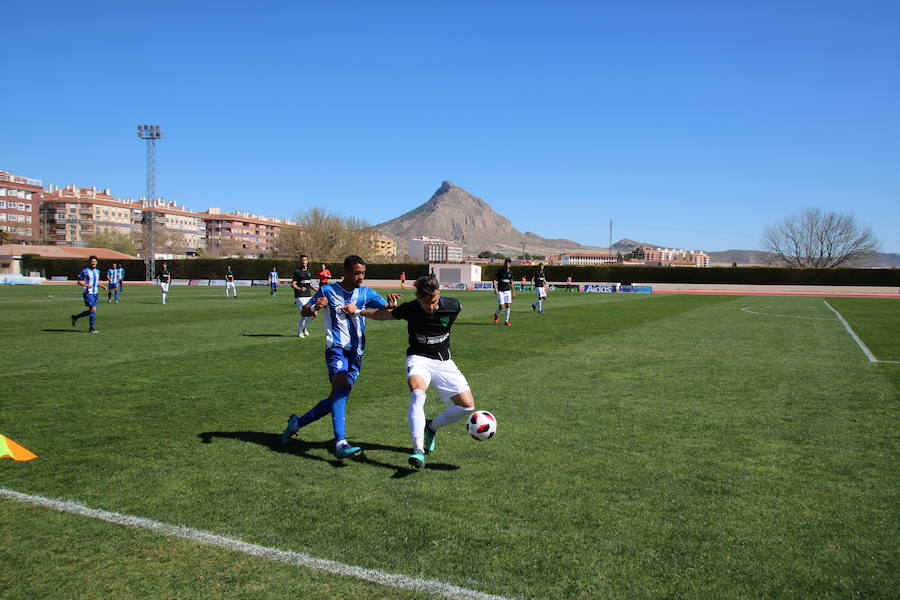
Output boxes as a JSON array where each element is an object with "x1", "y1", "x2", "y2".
[{"x1": 3, "y1": 1, "x2": 898, "y2": 252}]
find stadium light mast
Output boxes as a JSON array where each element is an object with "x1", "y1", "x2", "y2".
[{"x1": 137, "y1": 124, "x2": 161, "y2": 281}]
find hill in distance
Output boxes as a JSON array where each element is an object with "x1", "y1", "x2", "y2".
[
  {"x1": 377, "y1": 181, "x2": 612, "y2": 257},
  {"x1": 377, "y1": 181, "x2": 900, "y2": 266}
]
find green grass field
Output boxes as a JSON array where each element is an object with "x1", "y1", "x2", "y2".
[{"x1": 1, "y1": 284, "x2": 897, "y2": 599}]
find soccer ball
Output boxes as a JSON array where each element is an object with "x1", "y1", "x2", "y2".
[{"x1": 467, "y1": 410, "x2": 497, "y2": 441}]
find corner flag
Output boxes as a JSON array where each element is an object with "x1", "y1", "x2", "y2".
[{"x1": 0, "y1": 434, "x2": 38, "y2": 461}]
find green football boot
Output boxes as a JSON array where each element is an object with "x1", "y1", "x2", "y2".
[{"x1": 423, "y1": 419, "x2": 436, "y2": 454}]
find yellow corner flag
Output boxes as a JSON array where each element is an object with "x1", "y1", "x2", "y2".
[{"x1": 0, "y1": 434, "x2": 38, "y2": 461}]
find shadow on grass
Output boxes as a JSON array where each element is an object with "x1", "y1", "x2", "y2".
[
  {"x1": 41, "y1": 328, "x2": 83, "y2": 333},
  {"x1": 197, "y1": 430, "x2": 459, "y2": 478},
  {"x1": 241, "y1": 334, "x2": 290, "y2": 338}
]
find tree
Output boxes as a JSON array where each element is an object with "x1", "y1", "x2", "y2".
[
  {"x1": 133, "y1": 226, "x2": 188, "y2": 257},
  {"x1": 762, "y1": 208, "x2": 880, "y2": 268},
  {"x1": 0, "y1": 228, "x2": 9, "y2": 245},
  {"x1": 87, "y1": 230, "x2": 137, "y2": 255},
  {"x1": 276, "y1": 207, "x2": 374, "y2": 261}
]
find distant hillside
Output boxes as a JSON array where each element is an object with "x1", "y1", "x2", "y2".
[
  {"x1": 376, "y1": 181, "x2": 608, "y2": 256},
  {"x1": 375, "y1": 181, "x2": 900, "y2": 266}
]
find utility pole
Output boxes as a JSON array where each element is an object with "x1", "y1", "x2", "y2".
[
  {"x1": 137, "y1": 124, "x2": 161, "y2": 281},
  {"x1": 609, "y1": 220, "x2": 613, "y2": 253}
]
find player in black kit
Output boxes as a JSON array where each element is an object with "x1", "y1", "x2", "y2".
[
  {"x1": 291, "y1": 254, "x2": 316, "y2": 337},
  {"x1": 492, "y1": 257, "x2": 515, "y2": 325},
  {"x1": 158, "y1": 263, "x2": 171, "y2": 305},
  {"x1": 363, "y1": 274, "x2": 479, "y2": 470},
  {"x1": 531, "y1": 262, "x2": 547, "y2": 313}
]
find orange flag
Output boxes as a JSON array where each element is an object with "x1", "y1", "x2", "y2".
[{"x1": 0, "y1": 434, "x2": 37, "y2": 461}]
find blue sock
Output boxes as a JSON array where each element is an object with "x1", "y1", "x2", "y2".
[
  {"x1": 330, "y1": 388, "x2": 351, "y2": 441},
  {"x1": 75, "y1": 310, "x2": 91, "y2": 320},
  {"x1": 115, "y1": 291, "x2": 119, "y2": 301},
  {"x1": 89, "y1": 312, "x2": 96, "y2": 328},
  {"x1": 297, "y1": 397, "x2": 333, "y2": 428}
]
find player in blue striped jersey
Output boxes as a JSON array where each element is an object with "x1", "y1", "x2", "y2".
[
  {"x1": 268, "y1": 267, "x2": 279, "y2": 297},
  {"x1": 280, "y1": 255, "x2": 400, "y2": 459},
  {"x1": 117, "y1": 265, "x2": 125, "y2": 295},
  {"x1": 71, "y1": 255, "x2": 107, "y2": 333},
  {"x1": 106, "y1": 262, "x2": 121, "y2": 303}
]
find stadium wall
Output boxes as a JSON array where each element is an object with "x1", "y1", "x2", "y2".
[{"x1": 19, "y1": 256, "x2": 900, "y2": 287}]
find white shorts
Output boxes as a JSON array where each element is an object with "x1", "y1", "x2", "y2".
[
  {"x1": 295, "y1": 296, "x2": 313, "y2": 311},
  {"x1": 496, "y1": 290, "x2": 512, "y2": 305},
  {"x1": 159, "y1": 282, "x2": 169, "y2": 293},
  {"x1": 535, "y1": 286, "x2": 547, "y2": 299},
  {"x1": 225, "y1": 281, "x2": 236, "y2": 289},
  {"x1": 405, "y1": 354, "x2": 470, "y2": 403}
]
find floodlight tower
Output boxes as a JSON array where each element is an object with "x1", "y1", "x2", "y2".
[{"x1": 137, "y1": 124, "x2": 161, "y2": 280}]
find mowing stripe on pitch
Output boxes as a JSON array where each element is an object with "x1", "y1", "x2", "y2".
[
  {"x1": 823, "y1": 300, "x2": 900, "y2": 364},
  {"x1": 0, "y1": 487, "x2": 521, "y2": 600}
]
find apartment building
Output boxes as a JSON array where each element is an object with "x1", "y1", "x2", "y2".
[
  {"x1": 39, "y1": 185, "x2": 140, "y2": 246},
  {"x1": 0, "y1": 171, "x2": 41, "y2": 243},
  {"x1": 141, "y1": 199, "x2": 206, "y2": 253},
  {"x1": 202, "y1": 208, "x2": 292, "y2": 258},
  {"x1": 551, "y1": 253, "x2": 619, "y2": 266},
  {"x1": 407, "y1": 236, "x2": 463, "y2": 263},
  {"x1": 372, "y1": 233, "x2": 397, "y2": 257},
  {"x1": 630, "y1": 247, "x2": 710, "y2": 267}
]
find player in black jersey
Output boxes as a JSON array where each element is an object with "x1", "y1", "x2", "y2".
[
  {"x1": 291, "y1": 254, "x2": 316, "y2": 338},
  {"x1": 531, "y1": 262, "x2": 547, "y2": 313},
  {"x1": 363, "y1": 274, "x2": 478, "y2": 470},
  {"x1": 158, "y1": 263, "x2": 171, "y2": 305},
  {"x1": 492, "y1": 258, "x2": 515, "y2": 326}
]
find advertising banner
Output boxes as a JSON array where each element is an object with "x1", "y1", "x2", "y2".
[
  {"x1": 473, "y1": 282, "x2": 494, "y2": 290},
  {"x1": 619, "y1": 285, "x2": 653, "y2": 293},
  {"x1": 583, "y1": 284, "x2": 618, "y2": 293},
  {"x1": 440, "y1": 283, "x2": 467, "y2": 290}
]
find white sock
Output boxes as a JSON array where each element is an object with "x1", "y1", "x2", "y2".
[
  {"x1": 162, "y1": 293, "x2": 166, "y2": 304},
  {"x1": 537, "y1": 300, "x2": 542, "y2": 311},
  {"x1": 431, "y1": 404, "x2": 473, "y2": 430},
  {"x1": 298, "y1": 317, "x2": 305, "y2": 335},
  {"x1": 504, "y1": 308, "x2": 510, "y2": 322},
  {"x1": 408, "y1": 389, "x2": 427, "y2": 450},
  {"x1": 335, "y1": 439, "x2": 348, "y2": 449}
]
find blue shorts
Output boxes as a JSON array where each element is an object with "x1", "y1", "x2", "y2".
[
  {"x1": 83, "y1": 293, "x2": 98, "y2": 308},
  {"x1": 108, "y1": 283, "x2": 118, "y2": 290},
  {"x1": 325, "y1": 347, "x2": 362, "y2": 387},
  {"x1": 270, "y1": 282, "x2": 278, "y2": 289}
]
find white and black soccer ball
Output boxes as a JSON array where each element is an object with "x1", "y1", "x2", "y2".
[{"x1": 467, "y1": 410, "x2": 497, "y2": 441}]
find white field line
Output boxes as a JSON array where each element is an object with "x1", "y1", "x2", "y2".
[
  {"x1": 741, "y1": 307, "x2": 835, "y2": 320},
  {"x1": 0, "y1": 487, "x2": 522, "y2": 600},
  {"x1": 823, "y1": 300, "x2": 900, "y2": 364}
]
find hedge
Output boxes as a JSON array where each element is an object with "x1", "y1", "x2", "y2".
[
  {"x1": 19, "y1": 256, "x2": 900, "y2": 286},
  {"x1": 483, "y1": 264, "x2": 900, "y2": 286},
  {"x1": 20, "y1": 256, "x2": 431, "y2": 281}
]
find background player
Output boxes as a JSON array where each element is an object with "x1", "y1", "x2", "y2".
[
  {"x1": 158, "y1": 263, "x2": 171, "y2": 304},
  {"x1": 117, "y1": 264, "x2": 125, "y2": 296},
  {"x1": 317, "y1": 263, "x2": 331, "y2": 287},
  {"x1": 225, "y1": 265, "x2": 237, "y2": 297},
  {"x1": 71, "y1": 255, "x2": 106, "y2": 333},
  {"x1": 280, "y1": 255, "x2": 400, "y2": 459},
  {"x1": 364, "y1": 274, "x2": 477, "y2": 470},
  {"x1": 291, "y1": 254, "x2": 315, "y2": 337},
  {"x1": 268, "y1": 266, "x2": 279, "y2": 298},
  {"x1": 531, "y1": 262, "x2": 547, "y2": 313},
  {"x1": 493, "y1": 258, "x2": 515, "y2": 326},
  {"x1": 106, "y1": 262, "x2": 120, "y2": 303}
]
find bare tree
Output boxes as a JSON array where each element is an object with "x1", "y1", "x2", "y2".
[
  {"x1": 0, "y1": 228, "x2": 10, "y2": 245},
  {"x1": 276, "y1": 207, "x2": 375, "y2": 261},
  {"x1": 87, "y1": 230, "x2": 137, "y2": 255},
  {"x1": 762, "y1": 208, "x2": 880, "y2": 267}
]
